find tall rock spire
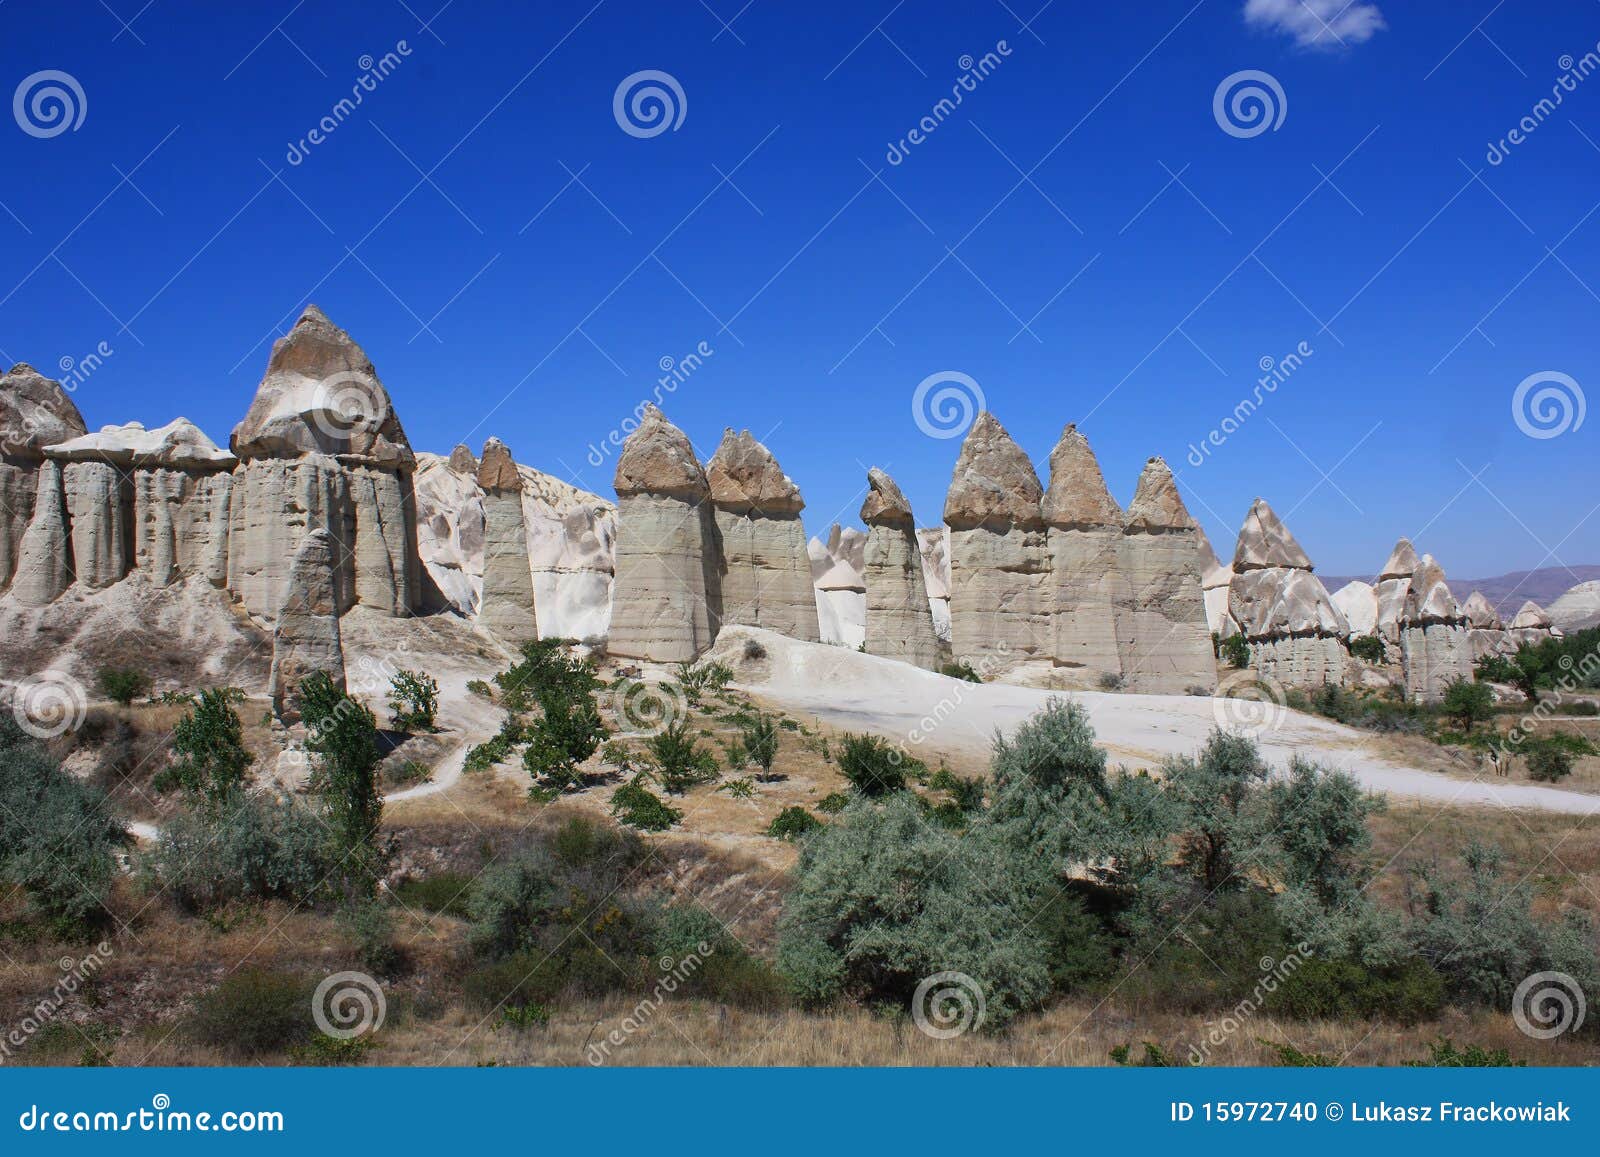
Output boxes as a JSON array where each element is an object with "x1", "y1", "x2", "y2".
[
  {"x1": 860, "y1": 467, "x2": 940, "y2": 669},
  {"x1": 1043, "y1": 423, "x2": 1126, "y2": 688}
]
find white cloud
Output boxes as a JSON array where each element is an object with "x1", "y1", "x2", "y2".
[{"x1": 1243, "y1": 0, "x2": 1387, "y2": 50}]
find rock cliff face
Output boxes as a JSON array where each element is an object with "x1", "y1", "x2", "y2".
[
  {"x1": 474, "y1": 438, "x2": 539, "y2": 646},
  {"x1": 1226, "y1": 498, "x2": 1348, "y2": 688},
  {"x1": 1042, "y1": 423, "x2": 1126, "y2": 689},
  {"x1": 607, "y1": 406, "x2": 719, "y2": 662},
  {"x1": 1117, "y1": 457, "x2": 1216, "y2": 693},
  {"x1": 268, "y1": 528, "x2": 345, "y2": 722},
  {"x1": 1398, "y1": 553, "x2": 1473, "y2": 702},
  {"x1": 1508, "y1": 600, "x2": 1558, "y2": 648},
  {"x1": 11, "y1": 459, "x2": 73, "y2": 606},
  {"x1": 706, "y1": 429, "x2": 818, "y2": 642},
  {"x1": 228, "y1": 305, "x2": 419, "y2": 621},
  {"x1": 916, "y1": 527, "x2": 952, "y2": 642},
  {"x1": 1, "y1": 363, "x2": 87, "y2": 596},
  {"x1": 809, "y1": 524, "x2": 867, "y2": 648},
  {"x1": 1548, "y1": 581, "x2": 1600, "y2": 633},
  {"x1": 1198, "y1": 530, "x2": 1236, "y2": 638},
  {"x1": 1461, "y1": 589, "x2": 1507, "y2": 660},
  {"x1": 860, "y1": 468, "x2": 941, "y2": 669},
  {"x1": 1374, "y1": 537, "x2": 1421, "y2": 644},
  {"x1": 1332, "y1": 580, "x2": 1378, "y2": 639},
  {"x1": 944, "y1": 412, "x2": 1049, "y2": 679}
]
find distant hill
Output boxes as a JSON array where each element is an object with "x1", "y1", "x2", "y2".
[{"x1": 1317, "y1": 565, "x2": 1600, "y2": 621}]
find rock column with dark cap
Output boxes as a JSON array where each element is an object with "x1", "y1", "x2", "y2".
[
  {"x1": 861, "y1": 467, "x2": 941, "y2": 669},
  {"x1": 1042, "y1": 423, "x2": 1127, "y2": 689},
  {"x1": 475, "y1": 437, "x2": 539, "y2": 645}
]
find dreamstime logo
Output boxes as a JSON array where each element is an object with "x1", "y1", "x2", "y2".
[
  {"x1": 912, "y1": 971, "x2": 985, "y2": 1039},
  {"x1": 587, "y1": 944, "x2": 712, "y2": 1064},
  {"x1": 1187, "y1": 341, "x2": 1313, "y2": 467},
  {"x1": 587, "y1": 340, "x2": 714, "y2": 468},
  {"x1": 285, "y1": 41, "x2": 412, "y2": 165},
  {"x1": 1186, "y1": 944, "x2": 1312, "y2": 1064},
  {"x1": 13, "y1": 70, "x2": 87, "y2": 138},
  {"x1": 608, "y1": 678, "x2": 686, "y2": 735},
  {"x1": 884, "y1": 41, "x2": 1012, "y2": 165},
  {"x1": 1, "y1": 942, "x2": 113, "y2": 1063},
  {"x1": 309, "y1": 370, "x2": 383, "y2": 443},
  {"x1": 1511, "y1": 970, "x2": 1587, "y2": 1040},
  {"x1": 1211, "y1": 668, "x2": 1287, "y2": 738},
  {"x1": 311, "y1": 971, "x2": 386, "y2": 1040},
  {"x1": 912, "y1": 371, "x2": 984, "y2": 439},
  {"x1": 10, "y1": 671, "x2": 88, "y2": 739},
  {"x1": 1212, "y1": 70, "x2": 1286, "y2": 139},
  {"x1": 613, "y1": 70, "x2": 686, "y2": 138},
  {"x1": 1512, "y1": 370, "x2": 1585, "y2": 440}
]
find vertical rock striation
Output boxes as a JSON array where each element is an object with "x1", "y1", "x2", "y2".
[
  {"x1": 1226, "y1": 498, "x2": 1348, "y2": 688},
  {"x1": 943, "y1": 412, "x2": 1049, "y2": 680},
  {"x1": 1, "y1": 363, "x2": 87, "y2": 595},
  {"x1": 607, "y1": 406, "x2": 719, "y2": 662},
  {"x1": 809, "y1": 524, "x2": 867, "y2": 648},
  {"x1": 475, "y1": 437, "x2": 539, "y2": 645},
  {"x1": 10, "y1": 459, "x2": 72, "y2": 606},
  {"x1": 1042, "y1": 423, "x2": 1126, "y2": 689},
  {"x1": 269, "y1": 528, "x2": 346, "y2": 722},
  {"x1": 860, "y1": 468, "x2": 941, "y2": 669},
  {"x1": 706, "y1": 428, "x2": 818, "y2": 642},
  {"x1": 1398, "y1": 553, "x2": 1473, "y2": 702},
  {"x1": 1116, "y1": 457, "x2": 1216, "y2": 693}
]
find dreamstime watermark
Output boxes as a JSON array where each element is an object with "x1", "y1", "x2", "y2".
[
  {"x1": 912, "y1": 370, "x2": 985, "y2": 440},
  {"x1": 912, "y1": 971, "x2": 985, "y2": 1039},
  {"x1": 906, "y1": 643, "x2": 1011, "y2": 749},
  {"x1": 17, "y1": 1095, "x2": 283, "y2": 1133},
  {"x1": 1498, "y1": 644, "x2": 1600, "y2": 759},
  {"x1": 346, "y1": 637, "x2": 414, "y2": 700},
  {"x1": 1, "y1": 942, "x2": 114, "y2": 1063},
  {"x1": 1187, "y1": 341, "x2": 1313, "y2": 467},
  {"x1": 1213, "y1": 70, "x2": 1286, "y2": 139},
  {"x1": 285, "y1": 41, "x2": 412, "y2": 165},
  {"x1": 1511, "y1": 370, "x2": 1584, "y2": 440},
  {"x1": 613, "y1": 70, "x2": 686, "y2": 138},
  {"x1": 607, "y1": 678, "x2": 687, "y2": 736},
  {"x1": 1487, "y1": 47, "x2": 1600, "y2": 165},
  {"x1": 8, "y1": 670, "x2": 89, "y2": 739},
  {"x1": 1511, "y1": 970, "x2": 1587, "y2": 1039},
  {"x1": 586, "y1": 340, "x2": 714, "y2": 467},
  {"x1": 1185, "y1": 943, "x2": 1312, "y2": 1064},
  {"x1": 1211, "y1": 668, "x2": 1288, "y2": 739},
  {"x1": 885, "y1": 42, "x2": 1012, "y2": 165},
  {"x1": 586, "y1": 944, "x2": 712, "y2": 1064},
  {"x1": 311, "y1": 971, "x2": 386, "y2": 1040},
  {"x1": 13, "y1": 70, "x2": 86, "y2": 138}
]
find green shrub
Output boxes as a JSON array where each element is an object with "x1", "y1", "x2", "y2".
[
  {"x1": 155, "y1": 688, "x2": 254, "y2": 805},
  {"x1": 340, "y1": 900, "x2": 401, "y2": 976},
  {"x1": 1406, "y1": 1038, "x2": 1524, "y2": 1067},
  {"x1": 392, "y1": 871, "x2": 475, "y2": 918},
  {"x1": 522, "y1": 694, "x2": 606, "y2": 789},
  {"x1": 1265, "y1": 957, "x2": 1445, "y2": 1024},
  {"x1": 300, "y1": 671, "x2": 383, "y2": 877},
  {"x1": 1110, "y1": 1041, "x2": 1186, "y2": 1067},
  {"x1": 836, "y1": 733, "x2": 913, "y2": 797},
  {"x1": 647, "y1": 720, "x2": 719, "y2": 794},
  {"x1": 495, "y1": 639, "x2": 598, "y2": 715},
  {"x1": 95, "y1": 667, "x2": 148, "y2": 706},
  {"x1": 766, "y1": 806, "x2": 821, "y2": 840},
  {"x1": 382, "y1": 759, "x2": 433, "y2": 789},
  {"x1": 466, "y1": 679, "x2": 495, "y2": 700},
  {"x1": 940, "y1": 661, "x2": 981, "y2": 683},
  {"x1": 187, "y1": 969, "x2": 314, "y2": 1057},
  {"x1": 464, "y1": 734, "x2": 514, "y2": 773},
  {"x1": 1217, "y1": 634, "x2": 1251, "y2": 670},
  {"x1": 1349, "y1": 635, "x2": 1386, "y2": 664},
  {"x1": 1261, "y1": 1040, "x2": 1338, "y2": 1067},
  {"x1": 386, "y1": 669, "x2": 439, "y2": 731},
  {"x1": 1524, "y1": 740, "x2": 1575, "y2": 782},
  {"x1": 141, "y1": 792, "x2": 338, "y2": 912},
  {"x1": 815, "y1": 792, "x2": 849, "y2": 814},
  {"x1": 738, "y1": 712, "x2": 780, "y2": 779},
  {"x1": 1097, "y1": 671, "x2": 1125, "y2": 691},
  {"x1": 717, "y1": 777, "x2": 755, "y2": 799},
  {"x1": 0, "y1": 720, "x2": 124, "y2": 927},
  {"x1": 611, "y1": 776, "x2": 681, "y2": 831},
  {"x1": 1442, "y1": 676, "x2": 1495, "y2": 733}
]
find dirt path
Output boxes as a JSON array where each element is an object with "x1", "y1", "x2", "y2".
[{"x1": 706, "y1": 627, "x2": 1600, "y2": 816}]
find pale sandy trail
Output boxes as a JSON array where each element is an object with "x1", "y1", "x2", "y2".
[{"x1": 706, "y1": 627, "x2": 1600, "y2": 817}]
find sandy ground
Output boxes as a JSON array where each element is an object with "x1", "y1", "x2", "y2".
[{"x1": 704, "y1": 627, "x2": 1600, "y2": 816}]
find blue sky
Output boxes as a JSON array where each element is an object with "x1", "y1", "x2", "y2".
[{"x1": 2, "y1": 0, "x2": 1597, "y2": 578}]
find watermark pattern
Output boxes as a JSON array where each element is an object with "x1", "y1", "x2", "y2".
[
  {"x1": 1, "y1": 942, "x2": 114, "y2": 1063},
  {"x1": 1486, "y1": 46, "x2": 1600, "y2": 165},
  {"x1": 13, "y1": 70, "x2": 86, "y2": 139},
  {"x1": 586, "y1": 944, "x2": 712, "y2": 1064},
  {"x1": 912, "y1": 970, "x2": 985, "y2": 1039},
  {"x1": 1185, "y1": 944, "x2": 1312, "y2": 1064},
  {"x1": 608, "y1": 678, "x2": 687, "y2": 735},
  {"x1": 311, "y1": 971, "x2": 386, "y2": 1040},
  {"x1": 912, "y1": 370, "x2": 985, "y2": 440},
  {"x1": 1187, "y1": 341, "x2": 1313, "y2": 467},
  {"x1": 586, "y1": 341, "x2": 714, "y2": 467},
  {"x1": 1213, "y1": 70, "x2": 1287, "y2": 139},
  {"x1": 9, "y1": 671, "x2": 89, "y2": 739},
  {"x1": 1211, "y1": 668, "x2": 1288, "y2": 739},
  {"x1": 885, "y1": 42, "x2": 1013, "y2": 165},
  {"x1": 1511, "y1": 970, "x2": 1587, "y2": 1039},
  {"x1": 1511, "y1": 370, "x2": 1585, "y2": 440},
  {"x1": 907, "y1": 643, "x2": 1010, "y2": 749},
  {"x1": 613, "y1": 70, "x2": 687, "y2": 139},
  {"x1": 308, "y1": 370, "x2": 386, "y2": 445},
  {"x1": 17, "y1": 1095, "x2": 283, "y2": 1133},
  {"x1": 286, "y1": 42, "x2": 412, "y2": 164}
]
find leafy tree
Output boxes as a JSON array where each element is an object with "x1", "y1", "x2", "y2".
[
  {"x1": 522, "y1": 693, "x2": 606, "y2": 789},
  {"x1": 386, "y1": 669, "x2": 439, "y2": 731},
  {"x1": 766, "y1": 806, "x2": 821, "y2": 840},
  {"x1": 647, "y1": 720, "x2": 720, "y2": 794},
  {"x1": 1217, "y1": 633, "x2": 1251, "y2": 670},
  {"x1": 1441, "y1": 677, "x2": 1494, "y2": 733},
  {"x1": 835, "y1": 733, "x2": 914, "y2": 797},
  {"x1": 738, "y1": 711, "x2": 780, "y2": 780},
  {"x1": 299, "y1": 672, "x2": 383, "y2": 875},
  {"x1": 1162, "y1": 729, "x2": 1271, "y2": 893},
  {"x1": 1524, "y1": 739, "x2": 1574, "y2": 782},
  {"x1": 495, "y1": 639, "x2": 597, "y2": 716},
  {"x1": 0, "y1": 719, "x2": 123, "y2": 926},
  {"x1": 156, "y1": 688, "x2": 254, "y2": 806},
  {"x1": 610, "y1": 775, "x2": 682, "y2": 831},
  {"x1": 1349, "y1": 635, "x2": 1386, "y2": 664},
  {"x1": 96, "y1": 666, "x2": 148, "y2": 705}
]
